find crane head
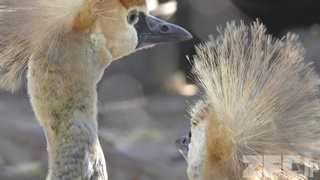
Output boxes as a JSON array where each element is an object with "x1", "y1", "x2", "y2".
[
  {"x1": 85, "y1": 0, "x2": 192, "y2": 65},
  {"x1": 0, "y1": 0, "x2": 192, "y2": 91},
  {"x1": 175, "y1": 102, "x2": 210, "y2": 180}
]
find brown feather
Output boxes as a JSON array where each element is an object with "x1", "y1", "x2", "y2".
[{"x1": 119, "y1": 0, "x2": 146, "y2": 9}]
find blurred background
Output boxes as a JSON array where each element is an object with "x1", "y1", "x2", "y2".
[{"x1": 1, "y1": 0, "x2": 320, "y2": 179}]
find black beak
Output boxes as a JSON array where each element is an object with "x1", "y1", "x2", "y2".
[
  {"x1": 135, "y1": 13, "x2": 192, "y2": 49},
  {"x1": 174, "y1": 135, "x2": 190, "y2": 161}
]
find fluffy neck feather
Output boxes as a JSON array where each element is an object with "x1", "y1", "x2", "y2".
[{"x1": 27, "y1": 41, "x2": 107, "y2": 179}]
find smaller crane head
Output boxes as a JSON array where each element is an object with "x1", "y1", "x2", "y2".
[{"x1": 175, "y1": 102, "x2": 209, "y2": 180}]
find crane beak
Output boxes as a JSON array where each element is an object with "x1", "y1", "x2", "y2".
[
  {"x1": 135, "y1": 13, "x2": 192, "y2": 49},
  {"x1": 174, "y1": 135, "x2": 190, "y2": 162}
]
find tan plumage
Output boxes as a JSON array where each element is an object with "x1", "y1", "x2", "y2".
[
  {"x1": 0, "y1": 0, "x2": 92, "y2": 91},
  {"x1": 0, "y1": 0, "x2": 191, "y2": 179},
  {"x1": 176, "y1": 21, "x2": 320, "y2": 179}
]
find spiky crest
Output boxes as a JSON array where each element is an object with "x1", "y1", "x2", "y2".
[{"x1": 191, "y1": 20, "x2": 320, "y2": 179}]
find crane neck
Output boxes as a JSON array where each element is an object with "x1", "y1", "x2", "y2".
[{"x1": 27, "y1": 43, "x2": 108, "y2": 179}]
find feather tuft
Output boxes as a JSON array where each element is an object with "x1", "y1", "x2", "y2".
[
  {"x1": 0, "y1": 0, "x2": 96, "y2": 92},
  {"x1": 192, "y1": 20, "x2": 320, "y2": 179}
]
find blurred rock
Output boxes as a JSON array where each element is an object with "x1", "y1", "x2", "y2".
[{"x1": 98, "y1": 73, "x2": 145, "y2": 104}]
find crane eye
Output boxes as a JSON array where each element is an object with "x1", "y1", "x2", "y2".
[
  {"x1": 127, "y1": 10, "x2": 139, "y2": 25},
  {"x1": 188, "y1": 131, "x2": 192, "y2": 139}
]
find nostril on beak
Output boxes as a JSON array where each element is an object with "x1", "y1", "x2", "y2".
[
  {"x1": 160, "y1": 25, "x2": 169, "y2": 32},
  {"x1": 182, "y1": 138, "x2": 186, "y2": 144}
]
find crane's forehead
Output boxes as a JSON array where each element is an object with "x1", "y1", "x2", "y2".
[{"x1": 120, "y1": 0, "x2": 146, "y2": 9}]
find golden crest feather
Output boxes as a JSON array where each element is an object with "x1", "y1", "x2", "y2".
[{"x1": 191, "y1": 20, "x2": 320, "y2": 179}]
